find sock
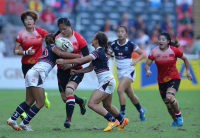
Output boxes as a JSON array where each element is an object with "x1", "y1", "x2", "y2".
[
  {"x1": 120, "y1": 105, "x2": 126, "y2": 114},
  {"x1": 66, "y1": 96, "x2": 75, "y2": 122},
  {"x1": 11, "y1": 102, "x2": 30, "y2": 120},
  {"x1": 134, "y1": 102, "x2": 143, "y2": 113},
  {"x1": 175, "y1": 109, "x2": 182, "y2": 118},
  {"x1": 23, "y1": 105, "x2": 40, "y2": 125},
  {"x1": 104, "y1": 112, "x2": 113, "y2": 122},
  {"x1": 111, "y1": 116, "x2": 116, "y2": 122},
  {"x1": 115, "y1": 114, "x2": 124, "y2": 125},
  {"x1": 74, "y1": 95, "x2": 83, "y2": 106},
  {"x1": 172, "y1": 116, "x2": 177, "y2": 120}
]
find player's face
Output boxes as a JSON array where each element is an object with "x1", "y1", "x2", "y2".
[
  {"x1": 24, "y1": 16, "x2": 35, "y2": 28},
  {"x1": 59, "y1": 24, "x2": 72, "y2": 37},
  {"x1": 158, "y1": 35, "x2": 169, "y2": 50},
  {"x1": 117, "y1": 27, "x2": 127, "y2": 40},
  {"x1": 92, "y1": 35, "x2": 98, "y2": 47}
]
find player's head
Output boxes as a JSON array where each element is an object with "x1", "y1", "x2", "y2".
[
  {"x1": 158, "y1": 32, "x2": 180, "y2": 50},
  {"x1": 45, "y1": 33, "x2": 55, "y2": 46},
  {"x1": 117, "y1": 25, "x2": 128, "y2": 41},
  {"x1": 21, "y1": 10, "x2": 39, "y2": 28},
  {"x1": 93, "y1": 31, "x2": 113, "y2": 57},
  {"x1": 57, "y1": 17, "x2": 72, "y2": 37}
]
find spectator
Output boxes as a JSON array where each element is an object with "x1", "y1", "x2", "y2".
[
  {"x1": 181, "y1": 23, "x2": 193, "y2": 38},
  {"x1": 161, "y1": 14, "x2": 174, "y2": 32},
  {"x1": 191, "y1": 36, "x2": 200, "y2": 56},
  {"x1": 135, "y1": 29, "x2": 150, "y2": 49},
  {"x1": 118, "y1": 12, "x2": 135, "y2": 40},
  {"x1": 134, "y1": 14, "x2": 145, "y2": 31},
  {"x1": 169, "y1": 27, "x2": 175, "y2": 40},
  {"x1": 29, "y1": 0, "x2": 43, "y2": 12},
  {"x1": 40, "y1": 6, "x2": 56, "y2": 25},
  {"x1": 151, "y1": 29, "x2": 159, "y2": 44},
  {"x1": 153, "y1": 22, "x2": 161, "y2": 33},
  {"x1": 0, "y1": 33, "x2": 6, "y2": 57},
  {"x1": 59, "y1": 0, "x2": 75, "y2": 12},
  {"x1": 100, "y1": 18, "x2": 113, "y2": 32},
  {"x1": 179, "y1": 11, "x2": 193, "y2": 25}
]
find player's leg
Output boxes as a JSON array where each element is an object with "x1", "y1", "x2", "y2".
[
  {"x1": 102, "y1": 94, "x2": 128, "y2": 131},
  {"x1": 6, "y1": 87, "x2": 34, "y2": 131},
  {"x1": 125, "y1": 85, "x2": 146, "y2": 121},
  {"x1": 163, "y1": 98, "x2": 177, "y2": 126},
  {"x1": 117, "y1": 77, "x2": 131, "y2": 117},
  {"x1": 20, "y1": 86, "x2": 44, "y2": 131}
]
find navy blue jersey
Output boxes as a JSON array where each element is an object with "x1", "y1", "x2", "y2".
[
  {"x1": 89, "y1": 47, "x2": 109, "y2": 74},
  {"x1": 38, "y1": 44, "x2": 59, "y2": 67},
  {"x1": 110, "y1": 39, "x2": 138, "y2": 60}
]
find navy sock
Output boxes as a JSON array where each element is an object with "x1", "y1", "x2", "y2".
[
  {"x1": 74, "y1": 95, "x2": 83, "y2": 106},
  {"x1": 111, "y1": 116, "x2": 116, "y2": 122},
  {"x1": 115, "y1": 114, "x2": 124, "y2": 125},
  {"x1": 66, "y1": 96, "x2": 75, "y2": 122},
  {"x1": 11, "y1": 102, "x2": 30, "y2": 120},
  {"x1": 23, "y1": 105, "x2": 40, "y2": 125},
  {"x1": 104, "y1": 112, "x2": 113, "y2": 122},
  {"x1": 134, "y1": 102, "x2": 143, "y2": 113},
  {"x1": 120, "y1": 105, "x2": 126, "y2": 115}
]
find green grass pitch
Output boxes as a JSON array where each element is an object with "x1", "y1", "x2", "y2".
[{"x1": 0, "y1": 89, "x2": 200, "y2": 138}]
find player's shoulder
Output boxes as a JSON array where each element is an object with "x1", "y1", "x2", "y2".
[
  {"x1": 73, "y1": 31, "x2": 85, "y2": 40},
  {"x1": 35, "y1": 27, "x2": 48, "y2": 34},
  {"x1": 151, "y1": 46, "x2": 160, "y2": 53},
  {"x1": 18, "y1": 28, "x2": 26, "y2": 35},
  {"x1": 110, "y1": 40, "x2": 118, "y2": 46},
  {"x1": 169, "y1": 45, "x2": 179, "y2": 51}
]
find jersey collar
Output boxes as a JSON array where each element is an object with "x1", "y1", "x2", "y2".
[{"x1": 117, "y1": 39, "x2": 128, "y2": 46}]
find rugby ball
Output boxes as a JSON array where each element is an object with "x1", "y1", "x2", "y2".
[{"x1": 55, "y1": 37, "x2": 74, "y2": 53}]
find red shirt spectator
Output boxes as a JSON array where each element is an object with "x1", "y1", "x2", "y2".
[{"x1": 40, "y1": 6, "x2": 56, "y2": 24}]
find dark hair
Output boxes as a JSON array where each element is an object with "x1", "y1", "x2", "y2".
[
  {"x1": 57, "y1": 17, "x2": 71, "y2": 27},
  {"x1": 21, "y1": 10, "x2": 39, "y2": 24},
  {"x1": 158, "y1": 32, "x2": 180, "y2": 48},
  {"x1": 95, "y1": 31, "x2": 113, "y2": 57},
  {"x1": 117, "y1": 25, "x2": 128, "y2": 33},
  {"x1": 45, "y1": 33, "x2": 55, "y2": 46}
]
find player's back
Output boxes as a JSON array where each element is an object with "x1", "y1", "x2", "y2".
[{"x1": 33, "y1": 44, "x2": 59, "y2": 76}]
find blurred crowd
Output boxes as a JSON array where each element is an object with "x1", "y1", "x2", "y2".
[{"x1": 0, "y1": 0, "x2": 199, "y2": 58}]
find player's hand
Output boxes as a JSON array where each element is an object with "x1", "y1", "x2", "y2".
[
  {"x1": 70, "y1": 69, "x2": 77, "y2": 75},
  {"x1": 186, "y1": 71, "x2": 192, "y2": 81},
  {"x1": 27, "y1": 47, "x2": 35, "y2": 55},
  {"x1": 130, "y1": 61, "x2": 138, "y2": 66},
  {"x1": 60, "y1": 64, "x2": 72, "y2": 70},
  {"x1": 146, "y1": 70, "x2": 152, "y2": 77},
  {"x1": 56, "y1": 59, "x2": 65, "y2": 64}
]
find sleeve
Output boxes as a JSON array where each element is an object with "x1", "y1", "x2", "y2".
[
  {"x1": 148, "y1": 50, "x2": 154, "y2": 61},
  {"x1": 81, "y1": 46, "x2": 89, "y2": 57},
  {"x1": 109, "y1": 41, "x2": 115, "y2": 53},
  {"x1": 131, "y1": 42, "x2": 139, "y2": 51},
  {"x1": 16, "y1": 32, "x2": 22, "y2": 43},
  {"x1": 75, "y1": 32, "x2": 87, "y2": 49},
  {"x1": 89, "y1": 50, "x2": 100, "y2": 60},
  {"x1": 36, "y1": 28, "x2": 48, "y2": 38},
  {"x1": 174, "y1": 47, "x2": 183, "y2": 58}
]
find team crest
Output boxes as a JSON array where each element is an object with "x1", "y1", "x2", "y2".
[
  {"x1": 114, "y1": 46, "x2": 119, "y2": 50},
  {"x1": 125, "y1": 47, "x2": 128, "y2": 51}
]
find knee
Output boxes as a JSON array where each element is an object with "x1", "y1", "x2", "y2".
[
  {"x1": 65, "y1": 87, "x2": 74, "y2": 96},
  {"x1": 166, "y1": 94, "x2": 175, "y2": 103},
  {"x1": 88, "y1": 101, "x2": 93, "y2": 109},
  {"x1": 117, "y1": 87, "x2": 124, "y2": 95}
]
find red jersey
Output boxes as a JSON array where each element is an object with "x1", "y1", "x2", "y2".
[
  {"x1": 148, "y1": 46, "x2": 183, "y2": 83},
  {"x1": 55, "y1": 30, "x2": 87, "y2": 69},
  {"x1": 16, "y1": 27, "x2": 48, "y2": 64}
]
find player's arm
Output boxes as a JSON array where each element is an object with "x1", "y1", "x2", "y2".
[
  {"x1": 56, "y1": 55, "x2": 93, "y2": 65},
  {"x1": 71, "y1": 62, "x2": 93, "y2": 75},
  {"x1": 131, "y1": 48, "x2": 144, "y2": 66},
  {"x1": 14, "y1": 42, "x2": 35, "y2": 55},
  {"x1": 180, "y1": 53, "x2": 192, "y2": 81},
  {"x1": 52, "y1": 46, "x2": 81, "y2": 58},
  {"x1": 145, "y1": 59, "x2": 153, "y2": 77}
]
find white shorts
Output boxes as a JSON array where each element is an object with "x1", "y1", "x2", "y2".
[
  {"x1": 25, "y1": 69, "x2": 46, "y2": 88},
  {"x1": 97, "y1": 76, "x2": 116, "y2": 94},
  {"x1": 117, "y1": 66, "x2": 136, "y2": 82}
]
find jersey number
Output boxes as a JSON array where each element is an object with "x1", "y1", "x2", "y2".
[{"x1": 40, "y1": 49, "x2": 48, "y2": 58}]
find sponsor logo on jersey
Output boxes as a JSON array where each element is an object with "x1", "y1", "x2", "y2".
[{"x1": 114, "y1": 46, "x2": 119, "y2": 50}]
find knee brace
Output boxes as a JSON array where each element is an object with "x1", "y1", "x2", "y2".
[
  {"x1": 65, "y1": 86, "x2": 74, "y2": 95},
  {"x1": 166, "y1": 92, "x2": 175, "y2": 101}
]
